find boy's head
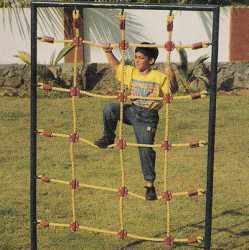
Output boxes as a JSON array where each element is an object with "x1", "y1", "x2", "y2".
[{"x1": 134, "y1": 42, "x2": 159, "y2": 72}]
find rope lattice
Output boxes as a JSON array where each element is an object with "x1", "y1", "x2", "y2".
[{"x1": 37, "y1": 10, "x2": 210, "y2": 247}]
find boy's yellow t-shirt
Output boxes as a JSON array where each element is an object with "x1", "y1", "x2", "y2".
[{"x1": 115, "y1": 64, "x2": 170, "y2": 110}]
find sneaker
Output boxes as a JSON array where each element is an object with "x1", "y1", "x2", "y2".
[
  {"x1": 145, "y1": 186, "x2": 157, "y2": 201},
  {"x1": 94, "y1": 136, "x2": 114, "y2": 148}
]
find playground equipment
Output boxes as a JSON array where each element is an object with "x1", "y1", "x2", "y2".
[{"x1": 30, "y1": 2, "x2": 219, "y2": 250}]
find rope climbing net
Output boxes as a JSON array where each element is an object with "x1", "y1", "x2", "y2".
[{"x1": 36, "y1": 9, "x2": 211, "y2": 247}]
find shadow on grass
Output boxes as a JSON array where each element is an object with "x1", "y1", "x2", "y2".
[{"x1": 120, "y1": 205, "x2": 249, "y2": 250}]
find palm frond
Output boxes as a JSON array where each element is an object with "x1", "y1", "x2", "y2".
[
  {"x1": 192, "y1": 54, "x2": 209, "y2": 69},
  {"x1": 177, "y1": 48, "x2": 188, "y2": 73},
  {"x1": 188, "y1": 54, "x2": 209, "y2": 79},
  {"x1": 14, "y1": 51, "x2": 31, "y2": 64},
  {"x1": 54, "y1": 44, "x2": 75, "y2": 65}
]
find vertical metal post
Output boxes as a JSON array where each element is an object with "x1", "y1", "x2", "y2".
[
  {"x1": 204, "y1": 6, "x2": 219, "y2": 250},
  {"x1": 30, "y1": 4, "x2": 37, "y2": 250}
]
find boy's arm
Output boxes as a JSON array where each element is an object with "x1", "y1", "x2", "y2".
[{"x1": 103, "y1": 45, "x2": 120, "y2": 68}]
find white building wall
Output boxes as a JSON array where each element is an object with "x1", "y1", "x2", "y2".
[
  {"x1": 0, "y1": 7, "x2": 230, "y2": 64},
  {"x1": 0, "y1": 8, "x2": 64, "y2": 65}
]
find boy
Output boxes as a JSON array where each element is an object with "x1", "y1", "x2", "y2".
[{"x1": 94, "y1": 42, "x2": 178, "y2": 200}]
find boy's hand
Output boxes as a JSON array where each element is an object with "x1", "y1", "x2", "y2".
[
  {"x1": 102, "y1": 43, "x2": 120, "y2": 67},
  {"x1": 103, "y1": 43, "x2": 113, "y2": 54}
]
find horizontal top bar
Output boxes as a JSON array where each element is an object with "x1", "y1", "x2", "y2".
[{"x1": 31, "y1": 1, "x2": 218, "y2": 12}]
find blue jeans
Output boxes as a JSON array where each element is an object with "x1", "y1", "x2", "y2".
[{"x1": 102, "y1": 103, "x2": 159, "y2": 182}]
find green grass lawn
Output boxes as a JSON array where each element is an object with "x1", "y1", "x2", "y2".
[{"x1": 0, "y1": 94, "x2": 248, "y2": 250}]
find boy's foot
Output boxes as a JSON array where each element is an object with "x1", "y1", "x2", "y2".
[
  {"x1": 94, "y1": 136, "x2": 114, "y2": 148},
  {"x1": 145, "y1": 186, "x2": 157, "y2": 201}
]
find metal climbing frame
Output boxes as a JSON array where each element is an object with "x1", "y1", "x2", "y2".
[{"x1": 31, "y1": 1, "x2": 219, "y2": 250}]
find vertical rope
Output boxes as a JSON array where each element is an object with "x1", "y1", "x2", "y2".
[
  {"x1": 118, "y1": 11, "x2": 126, "y2": 231},
  {"x1": 70, "y1": 9, "x2": 80, "y2": 224},
  {"x1": 70, "y1": 143, "x2": 76, "y2": 221},
  {"x1": 164, "y1": 12, "x2": 174, "y2": 238}
]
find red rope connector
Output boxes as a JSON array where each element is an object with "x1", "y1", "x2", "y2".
[
  {"x1": 118, "y1": 186, "x2": 128, "y2": 197},
  {"x1": 39, "y1": 220, "x2": 49, "y2": 228},
  {"x1": 70, "y1": 178, "x2": 79, "y2": 190},
  {"x1": 117, "y1": 230, "x2": 128, "y2": 239},
  {"x1": 39, "y1": 130, "x2": 53, "y2": 137},
  {"x1": 188, "y1": 236, "x2": 198, "y2": 244},
  {"x1": 167, "y1": 20, "x2": 173, "y2": 32},
  {"x1": 192, "y1": 42, "x2": 203, "y2": 50},
  {"x1": 119, "y1": 40, "x2": 128, "y2": 50},
  {"x1": 191, "y1": 92, "x2": 201, "y2": 100},
  {"x1": 116, "y1": 138, "x2": 127, "y2": 150},
  {"x1": 188, "y1": 190, "x2": 199, "y2": 197},
  {"x1": 164, "y1": 41, "x2": 175, "y2": 52},
  {"x1": 72, "y1": 36, "x2": 83, "y2": 47},
  {"x1": 117, "y1": 91, "x2": 127, "y2": 103},
  {"x1": 38, "y1": 36, "x2": 54, "y2": 43},
  {"x1": 43, "y1": 83, "x2": 53, "y2": 92},
  {"x1": 189, "y1": 141, "x2": 200, "y2": 148},
  {"x1": 161, "y1": 140, "x2": 171, "y2": 151},
  {"x1": 73, "y1": 18, "x2": 81, "y2": 29},
  {"x1": 163, "y1": 94, "x2": 172, "y2": 104},
  {"x1": 164, "y1": 236, "x2": 174, "y2": 247},
  {"x1": 161, "y1": 191, "x2": 173, "y2": 202},
  {"x1": 69, "y1": 221, "x2": 80, "y2": 232},
  {"x1": 69, "y1": 132, "x2": 79, "y2": 143},
  {"x1": 120, "y1": 19, "x2": 125, "y2": 30},
  {"x1": 192, "y1": 42, "x2": 210, "y2": 50},
  {"x1": 38, "y1": 175, "x2": 50, "y2": 183},
  {"x1": 70, "y1": 87, "x2": 81, "y2": 97}
]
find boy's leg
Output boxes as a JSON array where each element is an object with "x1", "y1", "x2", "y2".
[
  {"x1": 132, "y1": 121, "x2": 158, "y2": 200},
  {"x1": 103, "y1": 103, "x2": 120, "y2": 142},
  {"x1": 95, "y1": 103, "x2": 132, "y2": 148},
  {"x1": 133, "y1": 123, "x2": 157, "y2": 184}
]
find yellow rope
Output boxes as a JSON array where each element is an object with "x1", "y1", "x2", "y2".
[
  {"x1": 118, "y1": 11, "x2": 126, "y2": 232},
  {"x1": 38, "y1": 37, "x2": 210, "y2": 51},
  {"x1": 70, "y1": 9, "x2": 80, "y2": 224},
  {"x1": 37, "y1": 83, "x2": 208, "y2": 101},
  {"x1": 70, "y1": 143, "x2": 76, "y2": 222},
  {"x1": 164, "y1": 13, "x2": 174, "y2": 238}
]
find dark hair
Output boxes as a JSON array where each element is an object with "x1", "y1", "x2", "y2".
[{"x1": 135, "y1": 42, "x2": 159, "y2": 63}]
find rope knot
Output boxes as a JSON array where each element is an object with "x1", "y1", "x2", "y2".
[
  {"x1": 69, "y1": 132, "x2": 79, "y2": 143},
  {"x1": 116, "y1": 138, "x2": 127, "y2": 150},
  {"x1": 161, "y1": 140, "x2": 171, "y2": 151},
  {"x1": 161, "y1": 191, "x2": 173, "y2": 202},
  {"x1": 69, "y1": 221, "x2": 80, "y2": 232},
  {"x1": 163, "y1": 94, "x2": 173, "y2": 104},
  {"x1": 119, "y1": 40, "x2": 129, "y2": 50},
  {"x1": 70, "y1": 87, "x2": 80, "y2": 97},
  {"x1": 72, "y1": 37, "x2": 83, "y2": 47},
  {"x1": 70, "y1": 179, "x2": 79, "y2": 190},
  {"x1": 43, "y1": 82, "x2": 53, "y2": 93},
  {"x1": 118, "y1": 186, "x2": 128, "y2": 197},
  {"x1": 117, "y1": 230, "x2": 127, "y2": 239},
  {"x1": 164, "y1": 236, "x2": 174, "y2": 246},
  {"x1": 117, "y1": 91, "x2": 127, "y2": 103},
  {"x1": 164, "y1": 41, "x2": 175, "y2": 52}
]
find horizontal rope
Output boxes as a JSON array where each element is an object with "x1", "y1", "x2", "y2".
[
  {"x1": 37, "y1": 37, "x2": 211, "y2": 51},
  {"x1": 127, "y1": 233, "x2": 164, "y2": 242},
  {"x1": 37, "y1": 175, "x2": 205, "y2": 200},
  {"x1": 37, "y1": 129, "x2": 99, "y2": 148},
  {"x1": 158, "y1": 189, "x2": 206, "y2": 200},
  {"x1": 37, "y1": 219, "x2": 202, "y2": 243},
  {"x1": 37, "y1": 130, "x2": 207, "y2": 150},
  {"x1": 38, "y1": 83, "x2": 207, "y2": 102}
]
